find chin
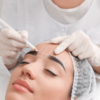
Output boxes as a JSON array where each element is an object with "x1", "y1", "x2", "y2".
[
  {"x1": 5, "y1": 90, "x2": 33, "y2": 100},
  {"x1": 5, "y1": 96, "x2": 19, "y2": 100},
  {"x1": 5, "y1": 93, "x2": 21, "y2": 100},
  {"x1": 5, "y1": 91, "x2": 26, "y2": 100}
]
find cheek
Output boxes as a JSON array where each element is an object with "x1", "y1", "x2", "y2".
[
  {"x1": 8, "y1": 67, "x2": 22, "y2": 85},
  {"x1": 37, "y1": 77, "x2": 70, "y2": 100},
  {"x1": 6, "y1": 67, "x2": 22, "y2": 96}
]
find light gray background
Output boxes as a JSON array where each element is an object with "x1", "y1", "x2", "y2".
[{"x1": 0, "y1": 0, "x2": 3, "y2": 17}]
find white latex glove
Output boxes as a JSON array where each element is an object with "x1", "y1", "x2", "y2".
[
  {"x1": 51, "y1": 30, "x2": 100, "y2": 67},
  {"x1": 0, "y1": 28, "x2": 28, "y2": 65}
]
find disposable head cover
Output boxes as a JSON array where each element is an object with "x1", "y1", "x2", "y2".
[{"x1": 70, "y1": 53, "x2": 96, "y2": 100}]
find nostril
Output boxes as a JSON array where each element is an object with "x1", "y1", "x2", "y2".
[
  {"x1": 27, "y1": 73, "x2": 31, "y2": 77},
  {"x1": 22, "y1": 71, "x2": 32, "y2": 79},
  {"x1": 22, "y1": 71, "x2": 30, "y2": 76},
  {"x1": 21, "y1": 71, "x2": 24, "y2": 76}
]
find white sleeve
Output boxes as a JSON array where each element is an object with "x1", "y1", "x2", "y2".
[{"x1": 0, "y1": 0, "x2": 17, "y2": 30}]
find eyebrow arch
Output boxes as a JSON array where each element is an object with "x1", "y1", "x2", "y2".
[
  {"x1": 26, "y1": 51, "x2": 66, "y2": 72},
  {"x1": 48, "y1": 56, "x2": 66, "y2": 72}
]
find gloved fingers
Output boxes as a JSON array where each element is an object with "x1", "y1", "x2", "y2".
[
  {"x1": 78, "y1": 45, "x2": 92, "y2": 60},
  {"x1": 54, "y1": 34, "x2": 76, "y2": 54},
  {"x1": 0, "y1": 50, "x2": 18, "y2": 58},
  {"x1": 68, "y1": 36, "x2": 82, "y2": 51},
  {"x1": 6, "y1": 45, "x2": 23, "y2": 52},
  {"x1": 6, "y1": 39, "x2": 28, "y2": 48},
  {"x1": 0, "y1": 50, "x2": 4, "y2": 57},
  {"x1": 72, "y1": 47, "x2": 83, "y2": 56},
  {"x1": 18, "y1": 30, "x2": 28, "y2": 40},
  {"x1": 2, "y1": 52, "x2": 21, "y2": 65},
  {"x1": 1, "y1": 44, "x2": 23, "y2": 52},
  {"x1": 16, "y1": 48, "x2": 23, "y2": 52},
  {"x1": 14, "y1": 48, "x2": 22, "y2": 52},
  {"x1": 18, "y1": 30, "x2": 29, "y2": 47},
  {"x1": 68, "y1": 30, "x2": 90, "y2": 51},
  {"x1": 51, "y1": 36, "x2": 69, "y2": 43},
  {"x1": 72, "y1": 40, "x2": 89, "y2": 59},
  {"x1": 74, "y1": 40, "x2": 94, "y2": 59},
  {"x1": 3, "y1": 29, "x2": 26, "y2": 43},
  {"x1": 78, "y1": 52, "x2": 88, "y2": 60}
]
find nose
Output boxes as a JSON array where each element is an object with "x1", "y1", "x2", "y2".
[{"x1": 21, "y1": 64, "x2": 36, "y2": 80}]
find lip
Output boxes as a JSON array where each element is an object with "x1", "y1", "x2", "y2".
[{"x1": 13, "y1": 79, "x2": 33, "y2": 93}]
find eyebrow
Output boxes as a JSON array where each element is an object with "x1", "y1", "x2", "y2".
[{"x1": 26, "y1": 51, "x2": 66, "y2": 72}]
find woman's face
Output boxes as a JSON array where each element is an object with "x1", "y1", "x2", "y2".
[{"x1": 5, "y1": 43, "x2": 74, "y2": 100}]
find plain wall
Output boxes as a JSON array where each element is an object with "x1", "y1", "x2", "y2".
[{"x1": 0, "y1": 0, "x2": 3, "y2": 17}]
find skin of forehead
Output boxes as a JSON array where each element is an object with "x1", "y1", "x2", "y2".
[{"x1": 34, "y1": 43, "x2": 73, "y2": 71}]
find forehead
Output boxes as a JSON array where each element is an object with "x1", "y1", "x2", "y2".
[
  {"x1": 36, "y1": 43, "x2": 67, "y2": 58},
  {"x1": 35, "y1": 43, "x2": 73, "y2": 68}
]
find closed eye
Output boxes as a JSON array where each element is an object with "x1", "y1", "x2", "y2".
[
  {"x1": 20, "y1": 62, "x2": 58, "y2": 76},
  {"x1": 20, "y1": 61, "x2": 29, "y2": 64},
  {"x1": 45, "y1": 69, "x2": 57, "y2": 76}
]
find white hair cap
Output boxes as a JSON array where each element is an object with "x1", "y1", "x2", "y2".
[{"x1": 70, "y1": 54, "x2": 96, "y2": 100}]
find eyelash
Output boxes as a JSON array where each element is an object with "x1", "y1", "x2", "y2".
[
  {"x1": 45, "y1": 69, "x2": 57, "y2": 76},
  {"x1": 20, "y1": 62, "x2": 57, "y2": 76},
  {"x1": 20, "y1": 62, "x2": 29, "y2": 64}
]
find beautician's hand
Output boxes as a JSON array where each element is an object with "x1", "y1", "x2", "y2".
[
  {"x1": 51, "y1": 30, "x2": 100, "y2": 67},
  {"x1": 0, "y1": 28, "x2": 28, "y2": 65}
]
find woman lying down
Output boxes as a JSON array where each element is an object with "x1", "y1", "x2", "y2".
[{"x1": 1, "y1": 42, "x2": 100, "y2": 100}]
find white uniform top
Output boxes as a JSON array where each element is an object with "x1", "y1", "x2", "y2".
[
  {"x1": 0, "y1": 0, "x2": 100, "y2": 99},
  {"x1": 43, "y1": 0, "x2": 93, "y2": 24},
  {"x1": 1, "y1": 0, "x2": 100, "y2": 45}
]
